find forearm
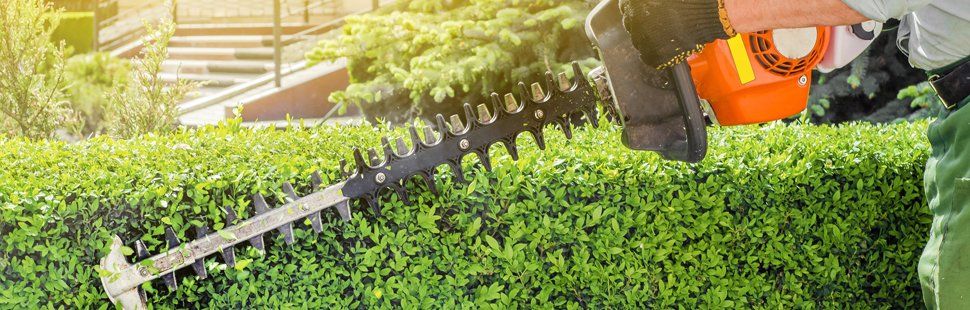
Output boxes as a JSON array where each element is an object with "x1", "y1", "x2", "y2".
[{"x1": 725, "y1": 0, "x2": 869, "y2": 33}]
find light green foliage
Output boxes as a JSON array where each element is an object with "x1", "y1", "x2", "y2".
[
  {"x1": 0, "y1": 120, "x2": 930, "y2": 308},
  {"x1": 0, "y1": 0, "x2": 69, "y2": 140},
  {"x1": 1, "y1": 1, "x2": 183, "y2": 140},
  {"x1": 63, "y1": 53, "x2": 131, "y2": 136},
  {"x1": 106, "y1": 21, "x2": 198, "y2": 138},
  {"x1": 306, "y1": 0, "x2": 596, "y2": 121},
  {"x1": 51, "y1": 12, "x2": 95, "y2": 54},
  {"x1": 898, "y1": 81, "x2": 942, "y2": 109},
  {"x1": 893, "y1": 81, "x2": 944, "y2": 120}
]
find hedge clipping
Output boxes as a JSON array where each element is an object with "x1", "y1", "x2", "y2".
[{"x1": 0, "y1": 121, "x2": 930, "y2": 308}]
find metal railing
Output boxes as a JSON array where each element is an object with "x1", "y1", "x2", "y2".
[
  {"x1": 90, "y1": 0, "x2": 391, "y2": 116},
  {"x1": 180, "y1": 0, "x2": 389, "y2": 115},
  {"x1": 93, "y1": 0, "x2": 172, "y2": 52},
  {"x1": 269, "y1": 0, "x2": 383, "y2": 87},
  {"x1": 172, "y1": 0, "x2": 341, "y2": 23},
  {"x1": 91, "y1": 0, "x2": 349, "y2": 54}
]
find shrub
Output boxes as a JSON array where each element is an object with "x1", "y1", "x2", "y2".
[
  {"x1": 0, "y1": 120, "x2": 931, "y2": 308},
  {"x1": 105, "y1": 21, "x2": 198, "y2": 138},
  {"x1": 805, "y1": 28, "x2": 934, "y2": 123},
  {"x1": 0, "y1": 0, "x2": 69, "y2": 140},
  {"x1": 63, "y1": 52, "x2": 131, "y2": 136},
  {"x1": 306, "y1": 0, "x2": 597, "y2": 123},
  {"x1": 51, "y1": 12, "x2": 94, "y2": 54},
  {"x1": 895, "y1": 81, "x2": 944, "y2": 120}
]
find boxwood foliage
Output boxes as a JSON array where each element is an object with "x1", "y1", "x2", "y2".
[{"x1": 0, "y1": 120, "x2": 930, "y2": 308}]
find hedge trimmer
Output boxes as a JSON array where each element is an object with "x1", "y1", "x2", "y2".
[{"x1": 99, "y1": 0, "x2": 877, "y2": 307}]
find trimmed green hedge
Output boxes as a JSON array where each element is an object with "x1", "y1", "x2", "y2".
[
  {"x1": 0, "y1": 121, "x2": 931, "y2": 308},
  {"x1": 51, "y1": 12, "x2": 94, "y2": 54}
]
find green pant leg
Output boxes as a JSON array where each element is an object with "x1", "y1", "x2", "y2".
[{"x1": 920, "y1": 96, "x2": 970, "y2": 309}]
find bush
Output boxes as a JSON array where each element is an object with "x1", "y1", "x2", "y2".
[
  {"x1": 105, "y1": 21, "x2": 198, "y2": 138},
  {"x1": 51, "y1": 12, "x2": 94, "y2": 54},
  {"x1": 307, "y1": 0, "x2": 597, "y2": 123},
  {"x1": 895, "y1": 81, "x2": 945, "y2": 120},
  {"x1": 0, "y1": 120, "x2": 931, "y2": 308},
  {"x1": 310, "y1": 3, "x2": 931, "y2": 126},
  {"x1": 63, "y1": 52, "x2": 131, "y2": 136},
  {"x1": 806, "y1": 28, "x2": 935, "y2": 123},
  {"x1": 0, "y1": 0, "x2": 69, "y2": 140}
]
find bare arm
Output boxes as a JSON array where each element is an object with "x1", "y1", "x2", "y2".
[{"x1": 725, "y1": 0, "x2": 870, "y2": 33}]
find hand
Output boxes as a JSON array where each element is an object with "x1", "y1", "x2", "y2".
[{"x1": 620, "y1": 0, "x2": 735, "y2": 69}]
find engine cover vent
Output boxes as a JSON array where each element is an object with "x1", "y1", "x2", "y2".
[{"x1": 749, "y1": 28, "x2": 825, "y2": 77}]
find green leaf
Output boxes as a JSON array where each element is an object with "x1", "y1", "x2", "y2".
[
  {"x1": 847, "y1": 75, "x2": 862, "y2": 89},
  {"x1": 416, "y1": 209, "x2": 440, "y2": 230},
  {"x1": 235, "y1": 259, "x2": 252, "y2": 271},
  {"x1": 465, "y1": 217, "x2": 482, "y2": 238},
  {"x1": 476, "y1": 283, "x2": 503, "y2": 302},
  {"x1": 560, "y1": 18, "x2": 578, "y2": 29},
  {"x1": 483, "y1": 235, "x2": 500, "y2": 252}
]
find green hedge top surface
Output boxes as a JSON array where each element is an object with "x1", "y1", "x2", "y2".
[{"x1": 0, "y1": 121, "x2": 930, "y2": 308}]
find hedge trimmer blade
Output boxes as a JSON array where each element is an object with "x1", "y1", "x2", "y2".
[{"x1": 98, "y1": 62, "x2": 602, "y2": 309}]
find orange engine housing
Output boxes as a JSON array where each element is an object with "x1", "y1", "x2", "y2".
[{"x1": 687, "y1": 27, "x2": 830, "y2": 126}]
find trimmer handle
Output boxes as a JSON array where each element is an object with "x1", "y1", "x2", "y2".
[
  {"x1": 586, "y1": 0, "x2": 708, "y2": 163},
  {"x1": 667, "y1": 62, "x2": 708, "y2": 163}
]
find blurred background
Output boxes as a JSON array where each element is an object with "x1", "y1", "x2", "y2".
[{"x1": 0, "y1": 0, "x2": 941, "y2": 141}]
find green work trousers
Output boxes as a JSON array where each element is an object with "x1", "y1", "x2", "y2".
[{"x1": 920, "y1": 95, "x2": 970, "y2": 309}]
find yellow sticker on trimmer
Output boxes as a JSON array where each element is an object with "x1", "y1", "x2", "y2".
[{"x1": 727, "y1": 36, "x2": 755, "y2": 85}]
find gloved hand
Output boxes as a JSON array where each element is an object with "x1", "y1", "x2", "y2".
[{"x1": 620, "y1": 0, "x2": 737, "y2": 70}]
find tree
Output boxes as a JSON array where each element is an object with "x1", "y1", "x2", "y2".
[
  {"x1": 805, "y1": 28, "x2": 933, "y2": 123},
  {"x1": 307, "y1": 0, "x2": 597, "y2": 123}
]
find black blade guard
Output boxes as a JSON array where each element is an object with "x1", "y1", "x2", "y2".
[{"x1": 585, "y1": 0, "x2": 708, "y2": 163}]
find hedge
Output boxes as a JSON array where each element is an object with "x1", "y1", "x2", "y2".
[
  {"x1": 51, "y1": 12, "x2": 95, "y2": 54},
  {"x1": 0, "y1": 120, "x2": 931, "y2": 308}
]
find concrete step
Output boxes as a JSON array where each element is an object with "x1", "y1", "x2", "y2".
[
  {"x1": 162, "y1": 60, "x2": 274, "y2": 75},
  {"x1": 174, "y1": 15, "x2": 339, "y2": 25},
  {"x1": 179, "y1": 104, "x2": 227, "y2": 126},
  {"x1": 183, "y1": 86, "x2": 230, "y2": 101},
  {"x1": 167, "y1": 47, "x2": 274, "y2": 61},
  {"x1": 175, "y1": 23, "x2": 315, "y2": 36},
  {"x1": 177, "y1": 59, "x2": 353, "y2": 126},
  {"x1": 227, "y1": 60, "x2": 350, "y2": 122},
  {"x1": 160, "y1": 72, "x2": 261, "y2": 88},
  {"x1": 169, "y1": 35, "x2": 296, "y2": 48}
]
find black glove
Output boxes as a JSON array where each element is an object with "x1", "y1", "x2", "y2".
[{"x1": 620, "y1": 0, "x2": 735, "y2": 69}]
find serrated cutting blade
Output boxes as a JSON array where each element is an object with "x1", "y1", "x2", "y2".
[{"x1": 98, "y1": 62, "x2": 606, "y2": 309}]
